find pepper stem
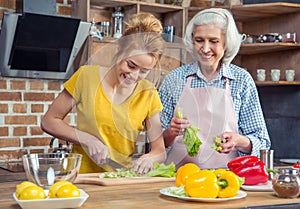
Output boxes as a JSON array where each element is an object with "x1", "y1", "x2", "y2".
[{"x1": 217, "y1": 179, "x2": 228, "y2": 189}]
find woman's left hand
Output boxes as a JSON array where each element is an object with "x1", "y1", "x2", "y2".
[
  {"x1": 217, "y1": 132, "x2": 252, "y2": 154},
  {"x1": 217, "y1": 132, "x2": 238, "y2": 154},
  {"x1": 132, "y1": 152, "x2": 166, "y2": 175}
]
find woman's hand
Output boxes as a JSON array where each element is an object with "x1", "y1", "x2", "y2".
[
  {"x1": 217, "y1": 132, "x2": 252, "y2": 154},
  {"x1": 76, "y1": 130, "x2": 110, "y2": 164},
  {"x1": 170, "y1": 116, "x2": 190, "y2": 136},
  {"x1": 132, "y1": 152, "x2": 166, "y2": 175},
  {"x1": 163, "y1": 116, "x2": 191, "y2": 147},
  {"x1": 86, "y1": 137, "x2": 110, "y2": 165}
]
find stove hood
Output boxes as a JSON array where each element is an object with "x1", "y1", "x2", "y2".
[{"x1": 0, "y1": 12, "x2": 91, "y2": 80}]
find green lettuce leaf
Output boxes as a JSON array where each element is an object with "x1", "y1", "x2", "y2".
[
  {"x1": 99, "y1": 162, "x2": 176, "y2": 178},
  {"x1": 183, "y1": 125, "x2": 202, "y2": 157},
  {"x1": 176, "y1": 108, "x2": 202, "y2": 157},
  {"x1": 146, "y1": 162, "x2": 176, "y2": 177}
]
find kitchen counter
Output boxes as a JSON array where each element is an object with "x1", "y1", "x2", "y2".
[
  {"x1": 0, "y1": 166, "x2": 26, "y2": 183},
  {"x1": 1, "y1": 178, "x2": 300, "y2": 209}
]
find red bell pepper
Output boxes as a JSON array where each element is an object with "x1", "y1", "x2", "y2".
[{"x1": 227, "y1": 156, "x2": 269, "y2": 185}]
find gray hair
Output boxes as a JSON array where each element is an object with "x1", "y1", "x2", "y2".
[{"x1": 184, "y1": 8, "x2": 241, "y2": 67}]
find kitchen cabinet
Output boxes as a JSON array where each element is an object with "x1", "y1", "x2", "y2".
[
  {"x1": 72, "y1": 1, "x2": 300, "y2": 86},
  {"x1": 71, "y1": 0, "x2": 186, "y2": 72},
  {"x1": 188, "y1": 2, "x2": 300, "y2": 86}
]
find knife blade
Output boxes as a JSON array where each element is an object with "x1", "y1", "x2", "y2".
[{"x1": 106, "y1": 158, "x2": 126, "y2": 169}]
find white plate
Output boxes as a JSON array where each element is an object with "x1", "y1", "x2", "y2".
[
  {"x1": 13, "y1": 189, "x2": 89, "y2": 209},
  {"x1": 279, "y1": 159, "x2": 300, "y2": 164},
  {"x1": 160, "y1": 187, "x2": 247, "y2": 202},
  {"x1": 241, "y1": 181, "x2": 273, "y2": 192}
]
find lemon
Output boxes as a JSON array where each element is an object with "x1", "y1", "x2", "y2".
[
  {"x1": 16, "y1": 181, "x2": 38, "y2": 198},
  {"x1": 48, "y1": 181, "x2": 72, "y2": 198},
  {"x1": 18, "y1": 185, "x2": 46, "y2": 200},
  {"x1": 56, "y1": 184, "x2": 80, "y2": 198}
]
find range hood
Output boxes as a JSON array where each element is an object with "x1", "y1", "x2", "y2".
[{"x1": 0, "y1": 12, "x2": 91, "y2": 80}]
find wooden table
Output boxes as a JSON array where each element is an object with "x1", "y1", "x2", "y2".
[{"x1": 1, "y1": 180, "x2": 300, "y2": 209}]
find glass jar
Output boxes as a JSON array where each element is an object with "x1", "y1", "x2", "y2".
[
  {"x1": 112, "y1": 7, "x2": 124, "y2": 38},
  {"x1": 272, "y1": 168, "x2": 300, "y2": 198}
]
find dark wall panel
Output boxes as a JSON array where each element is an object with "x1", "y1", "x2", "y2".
[{"x1": 258, "y1": 85, "x2": 300, "y2": 159}]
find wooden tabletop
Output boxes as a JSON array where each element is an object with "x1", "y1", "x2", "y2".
[{"x1": 1, "y1": 180, "x2": 300, "y2": 209}]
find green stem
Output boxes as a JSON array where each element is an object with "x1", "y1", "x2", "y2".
[{"x1": 217, "y1": 179, "x2": 228, "y2": 189}]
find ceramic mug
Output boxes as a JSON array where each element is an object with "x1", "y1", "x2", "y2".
[
  {"x1": 257, "y1": 69, "x2": 266, "y2": 81},
  {"x1": 241, "y1": 34, "x2": 255, "y2": 44},
  {"x1": 271, "y1": 69, "x2": 281, "y2": 81},
  {"x1": 241, "y1": 34, "x2": 247, "y2": 43},
  {"x1": 285, "y1": 69, "x2": 295, "y2": 81}
]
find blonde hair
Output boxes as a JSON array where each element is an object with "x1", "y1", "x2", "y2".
[
  {"x1": 123, "y1": 12, "x2": 163, "y2": 35},
  {"x1": 113, "y1": 13, "x2": 166, "y2": 72},
  {"x1": 184, "y1": 8, "x2": 241, "y2": 67}
]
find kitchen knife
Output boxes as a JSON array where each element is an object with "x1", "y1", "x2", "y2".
[{"x1": 106, "y1": 159, "x2": 126, "y2": 169}]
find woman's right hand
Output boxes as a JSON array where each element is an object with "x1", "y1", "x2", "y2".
[
  {"x1": 163, "y1": 116, "x2": 191, "y2": 147},
  {"x1": 170, "y1": 116, "x2": 190, "y2": 136},
  {"x1": 86, "y1": 137, "x2": 110, "y2": 165},
  {"x1": 76, "y1": 130, "x2": 110, "y2": 164}
]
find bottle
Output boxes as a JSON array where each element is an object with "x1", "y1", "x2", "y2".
[
  {"x1": 89, "y1": 18, "x2": 98, "y2": 36},
  {"x1": 112, "y1": 7, "x2": 124, "y2": 38}
]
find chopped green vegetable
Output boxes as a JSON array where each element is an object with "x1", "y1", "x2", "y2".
[
  {"x1": 176, "y1": 107, "x2": 183, "y2": 119},
  {"x1": 167, "y1": 186, "x2": 187, "y2": 197},
  {"x1": 99, "y1": 168, "x2": 138, "y2": 178},
  {"x1": 176, "y1": 108, "x2": 202, "y2": 157},
  {"x1": 146, "y1": 162, "x2": 176, "y2": 177},
  {"x1": 99, "y1": 162, "x2": 176, "y2": 178},
  {"x1": 211, "y1": 136, "x2": 224, "y2": 151}
]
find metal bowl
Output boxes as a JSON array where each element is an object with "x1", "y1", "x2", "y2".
[{"x1": 22, "y1": 153, "x2": 82, "y2": 189}]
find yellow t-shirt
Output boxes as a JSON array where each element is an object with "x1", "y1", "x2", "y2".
[{"x1": 64, "y1": 65, "x2": 163, "y2": 173}]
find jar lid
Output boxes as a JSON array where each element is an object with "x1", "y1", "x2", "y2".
[{"x1": 278, "y1": 168, "x2": 299, "y2": 175}]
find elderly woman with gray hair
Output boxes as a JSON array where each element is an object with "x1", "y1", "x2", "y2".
[{"x1": 158, "y1": 8, "x2": 271, "y2": 170}]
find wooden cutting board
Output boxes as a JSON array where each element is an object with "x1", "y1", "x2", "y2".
[{"x1": 74, "y1": 173, "x2": 175, "y2": 186}]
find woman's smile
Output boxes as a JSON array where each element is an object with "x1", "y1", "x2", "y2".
[{"x1": 122, "y1": 73, "x2": 136, "y2": 85}]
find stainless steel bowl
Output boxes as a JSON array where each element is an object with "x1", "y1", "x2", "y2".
[{"x1": 22, "y1": 153, "x2": 82, "y2": 189}]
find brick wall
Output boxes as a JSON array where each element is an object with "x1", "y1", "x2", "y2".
[{"x1": 0, "y1": 0, "x2": 74, "y2": 161}]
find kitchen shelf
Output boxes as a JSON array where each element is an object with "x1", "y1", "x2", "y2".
[
  {"x1": 76, "y1": 1, "x2": 300, "y2": 84},
  {"x1": 90, "y1": 0, "x2": 135, "y2": 8},
  {"x1": 90, "y1": 0, "x2": 184, "y2": 13},
  {"x1": 230, "y1": 2, "x2": 300, "y2": 22},
  {"x1": 188, "y1": 2, "x2": 300, "y2": 21},
  {"x1": 255, "y1": 81, "x2": 300, "y2": 86},
  {"x1": 239, "y1": 43, "x2": 300, "y2": 55}
]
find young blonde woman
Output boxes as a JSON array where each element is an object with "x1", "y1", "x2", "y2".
[{"x1": 41, "y1": 13, "x2": 167, "y2": 174}]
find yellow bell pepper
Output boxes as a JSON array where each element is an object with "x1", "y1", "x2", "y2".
[
  {"x1": 214, "y1": 169, "x2": 240, "y2": 198},
  {"x1": 184, "y1": 170, "x2": 219, "y2": 198},
  {"x1": 175, "y1": 163, "x2": 200, "y2": 187}
]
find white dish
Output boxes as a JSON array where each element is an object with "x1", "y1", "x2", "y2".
[
  {"x1": 241, "y1": 181, "x2": 273, "y2": 192},
  {"x1": 160, "y1": 187, "x2": 247, "y2": 202},
  {"x1": 279, "y1": 159, "x2": 300, "y2": 164},
  {"x1": 13, "y1": 189, "x2": 89, "y2": 209}
]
